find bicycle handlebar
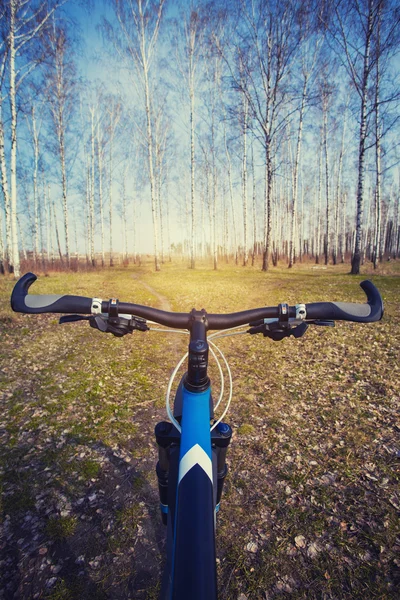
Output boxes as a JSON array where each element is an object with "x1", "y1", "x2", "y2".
[
  {"x1": 304, "y1": 280, "x2": 383, "y2": 322},
  {"x1": 11, "y1": 272, "x2": 383, "y2": 329}
]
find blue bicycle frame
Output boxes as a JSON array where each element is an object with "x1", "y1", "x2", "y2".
[
  {"x1": 156, "y1": 318, "x2": 231, "y2": 600},
  {"x1": 162, "y1": 385, "x2": 218, "y2": 599}
]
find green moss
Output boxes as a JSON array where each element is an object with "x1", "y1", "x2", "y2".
[
  {"x1": 237, "y1": 423, "x2": 255, "y2": 435},
  {"x1": 79, "y1": 458, "x2": 101, "y2": 479},
  {"x1": 46, "y1": 579, "x2": 71, "y2": 600},
  {"x1": 46, "y1": 515, "x2": 77, "y2": 540}
]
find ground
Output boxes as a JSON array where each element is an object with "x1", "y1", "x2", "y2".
[{"x1": 0, "y1": 259, "x2": 399, "y2": 599}]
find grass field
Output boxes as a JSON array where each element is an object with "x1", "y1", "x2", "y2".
[{"x1": 0, "y1": 259, "x2": 399, "y2": 599}]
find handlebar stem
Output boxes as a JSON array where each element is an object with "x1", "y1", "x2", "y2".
[{"x1": 185, "y1": 311, "x2": 210, "y2": 392}]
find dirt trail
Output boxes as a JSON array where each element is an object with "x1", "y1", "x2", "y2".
[
  {"x1": 131, "y1": 272, "x2": 184, "y2": 371},
  {"x1": 132, "y1": 275, "x2": 172, "y2": 312}
]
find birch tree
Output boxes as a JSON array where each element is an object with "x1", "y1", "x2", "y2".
[
  {"x1": 45, "y1": 15, "x2": 76, "y2": 268},
  {"x1": 106, "y1": 98, "x2": 121, "y2": 267},
  {"x1": 174, "y1": 3, "x2": 204, "y2": 269},
  {"x1": 96, "y1": 118, "x2": 106, "y2": 267},
  {"x1": 0, "y1": 0, "x2": 67, "y2": 277},
  {"x1": 154, "y1": 101, "x2": 170, "y2": 265},
  {"x1": 25, "y1": 104, "x2": 42, "y2": 266},
  {"x1": 288, "y1": 35, "x2": 320, "y2": 268},
  {"x1": 241, "y1": 79, "x2": 249, "y2": 266},
  {"x1": 324, "y1": 0, "x2": 400, "y2": 274},
  {"x1": 321, "y1": 81, "x2": 332, "y2": 265},
  {"x1": 104, "y1": 0, "x2": 166, "y2": 271},
  {"x1": 89, "y1": 105, "x2": 96, "y2": 266},
  {"x1": 0, "y1": 198, "x2": 4, "y2": 273},
  {"x1": 288, "y1": 70, "x2": 307, "y2": 268},
  {"x1": 222, "y1": 106, "x2": 238, "y2": 263},
  {"x1": 0, "y1": 15, "x2": 11, "y2": 271},
  {"x1": 332, "y1": 98, "x2": 348, "y2": 264},
  {"x1": 220, "y1": 0, "x2": 307, "y2": 271}
]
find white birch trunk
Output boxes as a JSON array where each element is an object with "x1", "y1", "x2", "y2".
[
  {"x1": 189, "y1": 29, "x2": 196, "y2": 269},
  {"x1": 0, "y1": 201, "x2": 4, "y2": 273},
  {"x1": 351, "y1": 2, "x2": 374, "y2": 274},
  {"x1": 109, "y1": 112, "x2": 114, "y2": 266},
  {"x1": 0, "y1": 100, "x2": 12, "y2": 271},
  {"x1": 52, "y1": 199, "x2": 63, "y2": 263},
  {"x1": 242, "y1": 94, "x2": 249, "y2": 266},
  {"x1": 362, "y1": 190, "x2": 371, "y2": 265},
  {"x1": 316, "y1": 142, "x2": 323, "y2": 263},
  {"x1": 89, "y1": 108, "x2": 96, "y2": 266},
  {"x1": 59, "y1": 118, "x2": 69, "y2": 267},
  {"x1": 323, "y1": 97, "x2": 330, "y2": 265},
  {"x1": 84, "y1": 170, "x2": 89, "y2": 264},
  {"x1": 122, "y1": 165, "x2": 128, "y2": 261},
  {"x1": 289, "y1": 76, "x2": 307, "y2": 268},
  {"x1": 44, "y1": 176, "x2": 50, "y2": 266},
  {"x1": 31, "y1": 107, "x2": 40, "y2": 265},
  {"x1": 17, "y1": 215, "x2": 27, "y2": 262},
  {"x1": 251, "y1": 142, "x2": 257, "y2": 266},
  {"x1": 138, "y1": 2, "x2": 161, "y2": 271},
  {"x1": 9, "y1": 0, "x2": 20, "y2": 276},
  {"x1": 340, "y1": 192, "x2": 347, "y2": 263},
  {"x1": 262, "y1": 141, "x2": 272, "y2": 271},
  {"x1": 261, "y1": 35, "x2": 272, "y2": 272},
  {"x1": 97, "y1": 122, "x2": 105, "y2": 267},
  {"x1": 333, "y1": 107, "x2": 347, "y2": 265},
  {"x1": 132, "y1": 198, "x2": 137, "y2": 263},
  {"x1": 223, "y1": 114, "x2": 238, "y2": 264},
  {"x1": 373, "y1": 9, "x2": 382, "y2": 269},
  {"x1": 166, "y1": 177, "x2": 171, "y2": 262},
  {"x1": 72, "y1": 206, "x2": 79, "y2": 264},
  {"x1": 158, "y1": 166, "x2": 164, "y2": 265}
]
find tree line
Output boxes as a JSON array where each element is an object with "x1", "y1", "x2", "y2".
[{"x1": 0, "y1": 0, "x2": 399, "y2": 278}]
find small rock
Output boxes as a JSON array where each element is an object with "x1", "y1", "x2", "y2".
[
  {"x1": 294, "y1": 535, "x2": 307, "y2": 549},
  {"x1": 307, "y1": 542, "x2": 321, "y2": 558},
  {"x1": 246, "y1": 542, "x2": 258, "y2": 553},
  {"x1": 360, "y1": 550, "x2": 373, "y2": 562},
  {"x1": 38, "y1": 547, "x2": 48, "y2": 556},
  {"x1": 51, "y1": 565, "x2": 62, "y2": 574},
  {"x1": 46, "y1": 578, "x2": 57, "y2": 588},
  {"x1": 276, "y1": 581, "x2": 293, "y2": 593}
]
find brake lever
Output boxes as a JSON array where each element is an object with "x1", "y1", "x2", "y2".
[
  {"x1": 59, "y1": 314, "x2": 149, "y2": 337},
  {"x1": 248, "y1": 320, "x2": 308, "y2": 340},
  {"x1": 308, "y1": 320, "x2": 335, "y2": 327},
  {"x1": 90, "y1": 315, "x2": 149, "y2": 337},
  {"x1": 59, "y1": 315, "x2": 91, "y2": 324}
]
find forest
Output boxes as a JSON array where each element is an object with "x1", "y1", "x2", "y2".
[{"x1": 0, "y1": 0, "x2": 399, "y2": 278}]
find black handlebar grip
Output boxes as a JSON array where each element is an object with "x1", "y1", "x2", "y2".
[
  {"x1": 11, "y1": 272, "x2": 93, "y2": 315},
  {"x1": 305, "y1": 280, "x2": 383, "y2": 323}
]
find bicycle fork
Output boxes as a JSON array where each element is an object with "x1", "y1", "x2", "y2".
[{"x1": 154, "y1": 420, "x2": 233, "y2": 525}]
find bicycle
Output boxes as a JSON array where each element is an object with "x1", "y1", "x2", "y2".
[{"x1": 11, "y1": 273, "x2": 383, "y2": 600}]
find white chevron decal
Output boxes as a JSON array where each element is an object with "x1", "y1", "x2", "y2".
[{"x1": 178, "y1": 444, "x2": 213, "y2": 484}]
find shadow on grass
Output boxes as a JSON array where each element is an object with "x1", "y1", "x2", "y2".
[{"x1": 1, "y1": 434, "x2": 166, "y2": 600}]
